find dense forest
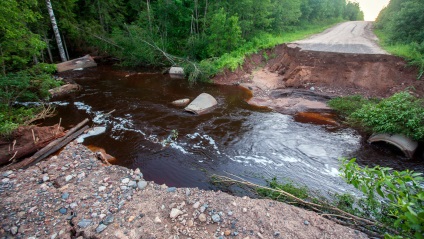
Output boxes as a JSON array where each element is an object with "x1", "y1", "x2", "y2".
[
  {"x1": 1, "y1": 0, "x2": 364, "y2": 74},
  {"x1": 375, "y1": 0, "x2": 424, "y2": 78}
]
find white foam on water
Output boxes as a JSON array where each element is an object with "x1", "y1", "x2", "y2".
[
  {"x1": 186, "y1": 133, "x2": 221, "y2": 155},
  {"x1": 170, "y1": 142, "x2": 190, "y2": 154},
  {"x1": 50, "y1": 101, "x2": 70, "y2": 106},
  {"x1": 74, "y1": 101, "x2": 92, "y2": 112}
]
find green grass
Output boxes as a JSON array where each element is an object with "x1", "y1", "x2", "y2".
[
  {"x1": 374, "y1": 29, "x2": 424, "y2": 80},
  {"x1": 193, "y1": 19, "x2": 345, "y2": 82}
]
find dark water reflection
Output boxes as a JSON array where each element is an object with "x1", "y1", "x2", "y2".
[{"x1": 45, "y1": 66, "x2": 423, "y2": 195}]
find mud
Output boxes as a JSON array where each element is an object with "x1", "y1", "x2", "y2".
[{"x1": 213, "y1": 44, "x2": 423, "y2": 113}]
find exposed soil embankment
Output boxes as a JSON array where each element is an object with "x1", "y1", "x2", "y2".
[
  {"x1": 0, "y1": 142, "x2": 367, "y2": 238},
  {"x1": 213, "y1": 44, "x2": 423, "y2": 113}
]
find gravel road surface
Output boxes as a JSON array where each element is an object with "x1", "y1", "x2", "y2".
[{"x1": 294, "y1": 21, "x2": 388, "y2": 54}]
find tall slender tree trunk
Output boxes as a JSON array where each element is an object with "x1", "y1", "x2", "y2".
[
  {"x1": 43, "y1": 33, "x2": 54, "y2": 63},
  {"x1": 0, "y1": 44, "x2": 6, "y2": 76},
  {"x1": 46, "y1": 0, "x2": 67, "y2": 62}
]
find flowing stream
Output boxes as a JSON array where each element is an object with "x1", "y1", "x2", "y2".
[{"x1": 45, "y1": 66, "x2": 423, "y2": 196}]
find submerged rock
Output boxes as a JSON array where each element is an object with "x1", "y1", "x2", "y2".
[{"x1": 171, "y1": 98, "x2": 190, "y2": 107}]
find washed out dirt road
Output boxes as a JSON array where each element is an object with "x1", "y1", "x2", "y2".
[
  {"x1": 213, "y1": 21, "x2": 423, "y2": 114},
  {"x1": 293, "y1": 21, "x2": 387, "y2": 54}
]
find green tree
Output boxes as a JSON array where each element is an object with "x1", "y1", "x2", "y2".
[
  {"x1": 0, "y1": 0, "x2": 45, "y2": 74},
  {"x1": 207, "y1": 8, "x2": 243, "y2": 57}
]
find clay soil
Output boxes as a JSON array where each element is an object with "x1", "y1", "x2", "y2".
[
  {"x1": 213, "y1": 44, "x2": 424, "y2": 113},
  {"x1": 0, "y1": 125, "x2": 64, "y2": 167}
]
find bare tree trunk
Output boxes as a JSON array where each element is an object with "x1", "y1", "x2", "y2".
[
  {"x1": 46, "y1": 0, "x2": 67, "y2": 62},
  {"x1": 0, "y1": 44, "x2": 6, "y2": 76},
  {"x1": 62, "y1": 34, "x2": 70, "y2": 60},
  {"x1": 43, "y1": 33, "x2": 53, "y2": 63}
]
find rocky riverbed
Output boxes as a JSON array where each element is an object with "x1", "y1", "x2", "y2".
[{"x1": 0, "y1": 142, "x2": 367, "y2": 239}]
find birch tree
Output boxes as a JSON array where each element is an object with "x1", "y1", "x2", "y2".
[{"x1": 46, "y1": 0, "x2": 67, "y2": 62}]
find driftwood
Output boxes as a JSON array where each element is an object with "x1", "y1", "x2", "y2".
[
  {"x1": 3, "y1": 119, "x2": 89, "y2": 170},
  {"x1": 0, "y1": 132, "x2": 65, "y2": 166}
]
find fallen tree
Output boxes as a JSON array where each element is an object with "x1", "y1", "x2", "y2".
[{"x1": 2, "y1": 118, "x2": 89, "y2": 170}]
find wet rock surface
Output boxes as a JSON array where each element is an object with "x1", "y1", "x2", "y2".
[{"x1": 0, "y1": 141, "x2": 367, "y2": 238}]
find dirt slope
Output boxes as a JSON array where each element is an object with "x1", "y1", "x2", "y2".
[{"x1": 213, "y1": 44, "x2": 422, "y2": 113}]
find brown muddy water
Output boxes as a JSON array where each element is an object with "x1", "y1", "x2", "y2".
[{"x1": 45, "y1": 66, "x2": 423, "y2": 195}]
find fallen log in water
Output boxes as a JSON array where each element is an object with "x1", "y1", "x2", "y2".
[{"x1": 2, "y1": 118, "x2": 89, "y2": 170}]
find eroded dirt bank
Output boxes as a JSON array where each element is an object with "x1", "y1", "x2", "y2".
[
  {"x1": 213, "y1": 44, "x2": 423, "y2": 113},
  {"x1": 0, "y1": 142, "x2": 367, "y2": 239}
]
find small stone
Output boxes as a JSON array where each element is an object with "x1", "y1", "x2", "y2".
[
  {"x1": 198, "y1": 213, "x2": 207, "y2": 222},
  {"x1": 121, "y1": 178, "x2": 130, "y2": 184},
  {"x1": 304, "y1": 220, "x2": 310, "y2": 225},
  {"x1": 128, "y1": 216, "x2": 135, "y2": 222},
  {"x1": 42, "y1": 174, "x2": 50, "y2": 182},
  {"x1": 137, "y1": 181, "x2": 147, "y2": 190},
  {"x1": 167, "y1": 187, "x2": 176, "y2": 192},
  {"x1": 257, "y1": 232, "x2": 264, "y2": 239},
  {"x1": 134, "y1": 168, "x2": 141, "y2": 175},
  {"x1": 50, "y1": 232, "x2": 58, "y2": 239},
  {"x1": 310, "y1": 86, "x2": 315, "y2": 91},
  {"x1": 193, "y1": 202, "x2": 200, "y2": 209},
  {"x1": 65, "y1": 175, "x2": 73, "y2": 182},
  {"x1": 274, "y1": 231, "x2": 281, "y2": 237},
  {"x1": 2, "y1": 170, "x2": 13, "y2": 177},
  {"x1": 91, "y1": 213, "x2": 98, "y2": 218},
  {"x1": 102, "y1": 215, "x2": 114, "y2": 225},
  {"x1": 99, "y1": 214, "x2": 106, "y2": 219},
  {"x1": 242, "y1": 208, "x2": 247, "y2": 213},
  {"x1": 62, "y1": 193, "x2": 70, "y2": 200},
  {"x1": 211, "y1": 214, "x2": 220, "y2": 223},
  {"x1": 77, "y1": 219, "x2": 92, "y2": 228},
  {"x1": 120, "y1": 186, "x2": 128, "y2": 191},
  {"x1": 187, "y1": 219, "x2": 194, "y2": 227},
  {"x1": 128, "y1": 181, "x2": 137, "y2": 188},
  {"x1": 224, "y1": 230, "x2": 231, "y2": 236},
  {"x1": 96, "y1": 224, "x2": 107, "y2": 233},
  {"x1": 70, "y1": 202, "x2": 77, "y2": 209},
  {"x1": 10, "y1": 226, "x2": 18, "y2": 235},
  {"x1": 59, "y1": 208, "x2": 67, "y2": 215},
  {"x1": 99, "y1": 186, "x2": 106, "y2": 192},
  {"x1": 227, "y1": 211, "x2": 233, "y2": 216},
  {"x1": 40, "y1": 183, "x2": 49, "y2": 191},
  {"x1": 154, "y1": 216, "x2": 162, "y2": 224},
  {"x1": 169, "y1": 208, "x2": 183, "y2": 219},
  {"x1": 185, "y1": 188, "x2": 191, "y2": 196}
]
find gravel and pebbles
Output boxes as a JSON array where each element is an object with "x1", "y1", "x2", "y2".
[{"x1": 0, "y1": 141, "x2": 368, "y2": 238}]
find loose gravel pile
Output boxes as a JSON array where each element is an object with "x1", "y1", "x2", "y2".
[{"x1": 0, "y1": 141, "x2": 368, "y2": 239}]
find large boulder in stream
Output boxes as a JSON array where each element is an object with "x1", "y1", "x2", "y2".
[{"x1": 184, "y1": 93, "x2": 217, "y2": 115}]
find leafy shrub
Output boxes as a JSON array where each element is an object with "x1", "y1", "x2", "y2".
[
  {"x1": 328, "y1": 95, "x2": 377, "y2": 116},
  {"x1": 329, "y1": 92, "x2": 424, "y2": 141},
  {"x1": 341, "y1": 158, "x2": 424, "y2": 239},
  {"x1": 0, "y1": 64, "x2": 60, "y2": 137},
  {"x1": 0, "y1": 65, "x2": 60, "y2": 106},
  {"x1": 350, "y1": 92, "x2": 424, "y2": 141},
  {"x1": 0, "y1": 105, "x2": 36, "y2": 137}
]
